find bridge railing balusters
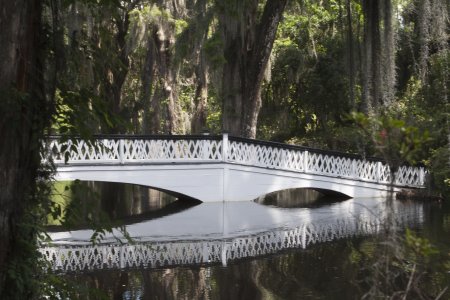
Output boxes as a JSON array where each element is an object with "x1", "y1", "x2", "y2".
[
  {"x1": 44, "y1": 135, "x2": 426, "y2": 188},
  {"x1": 225, "y1": 136, "x2": 426, "y2": 187}
]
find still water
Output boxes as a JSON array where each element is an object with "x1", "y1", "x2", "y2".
[{"x1": 44, "y1": 182, "x2": 450, "y2": 299}]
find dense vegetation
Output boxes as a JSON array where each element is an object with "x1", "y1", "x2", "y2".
[{"x1": 0, "y1": 0, "x2": 448, "y2": 298}]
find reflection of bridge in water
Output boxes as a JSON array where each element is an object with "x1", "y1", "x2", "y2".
[
  {"x1": 41, "y1": 199, "x2": 424, "y2": 273},
  {"x1": 44, "y1": 134, "x2": 426, "y2": 201}
]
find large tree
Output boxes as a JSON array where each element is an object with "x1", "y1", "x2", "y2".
[
  {"x1": 219, "y1": 0, "x2": 287, "y2": 138},
  {"x1": 0, "y1": 0, "x2": 50, "y2": 297}
]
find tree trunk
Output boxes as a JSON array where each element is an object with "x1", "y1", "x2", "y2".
[
  {"x1": 113, "y1": 11, "x2": 130, "y2": 125},
  {"x1": 190, "y1": 0, "x2": 209, "y2": 134},
  {"x1": 417, "y1": 0, "x2": 431, "y2": 83},
  {"x1": 0, "y1": 0, "x2": 48, "y2": 297},
  {"x1": 242, "y1": 0, "x2": 288, "y2": 138},
  {"x1": 152, "y1": 21, "x2": 180, "y2": 134},
  {"x1": 361, "y1": 0, "x2": 382, "y2": 114},
  {"x1": 142, "y1": 35, "x2": 157, "y2": 134},
  {"x1": 382, "y1": 0, "x2": 395, "y2": 107},
  {"x1": 103, "y1": 10, "x2": 130, "y2": 133},
  {"x1": 346, "y1": 0, "x2": 356, "y2": 109},
  {"x1": 191, "y1": 44, "x2": 209, "y2": 133},
  {"x1": 220, "y1": 0, "x2": 287, "y2": 138}
]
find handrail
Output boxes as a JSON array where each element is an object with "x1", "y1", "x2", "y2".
[
  {"x1": 228, "y1": 135, "x2": 383, "y2": 163},
  {"x1": 46, "y1": 134, "x2": 223, "y2": 141},
  {"x1": 43, "y1": 134, "x2": 427, "y2": 187},
  {"x1": 45, "y1": 134, "x2": 420, "y2": 165}
]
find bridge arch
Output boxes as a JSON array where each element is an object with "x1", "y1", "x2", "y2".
[
  {"x1": 62, "y1": 178, "x2": 203, "y2": 203},
  {"x1": 255, "y1": 187, "x2": 350, "y2": 201}
]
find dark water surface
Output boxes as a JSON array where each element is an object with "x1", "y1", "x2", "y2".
[{"x1": 46, "y1": 182, "x2": 450, "y2": 299}]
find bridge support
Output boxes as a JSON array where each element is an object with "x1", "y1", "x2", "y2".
[{"x1": 55, "y1": 163, "x2": 398, "y2": 202}]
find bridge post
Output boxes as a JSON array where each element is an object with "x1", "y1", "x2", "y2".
[
  {"x1": 200, "y1": 133, "x2": 209, "y2": 160},
  {"x1": 301, "y1": 225, "x2": 307, "y2": 249},
  {"x1": 119, "y1": 139, "x2": 125, "y2": 164},
  {"x1": 376, "y1": 162, "x2": 382, "y2": 182},
  {"x1": 202, "y1": 244, "x2": 209, "y2": 263},
  {"x1": 281, "y1": 149, "x2": 287, "y2": 169},
  {"x1": 351, "y1": 159, "x2": 357, "y2": 179},
  {"x1": 303, "y1": 150, "x2": 309, "y2": 172},
  {"x1": 119, "y1": 246, "x2": 125, "y2": 269},
  {"x1": 222, "y1": 133, "x2": 229, "y2": 162},
  {"x1": 222, "y1": 133, "x2": 229, "y2": 201},
  {"x1": 419, "y1": 167, "x2": 426, "y2": 186},
  {"x1": 221, "y1": 241, "x2": 228, "y2": 267}
]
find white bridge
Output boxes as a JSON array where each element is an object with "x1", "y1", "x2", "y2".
[{"x1": 44, "y1": 134, "x2": 426, "y2": 202}]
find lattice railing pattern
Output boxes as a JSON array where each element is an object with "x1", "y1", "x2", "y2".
[
  {"x1": 44, "y1": 139, "x2": 122, "y2": 163},
  {"x1": 43, "y1": 135, "x2": 426, "y2": 187},
  {"x1": 226, "y1": 139, "x2": 425, "y2": 187},
  {"x1": 40, "y1": 206, "x2": 422, "y2": 273},
  {"x1": 44, "y1": 137, "x2": 222, "y2": 164},
  {"x1": 121, "y1": 139, "x2": 222, "y2": 162}
]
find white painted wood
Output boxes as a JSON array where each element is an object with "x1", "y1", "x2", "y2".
[
  {"x1": 56, "y1": 164, "x2": 226, "y2": 202},
  {"x1": 222, "y1": 133, "x2": 228, "y2": 162},
  {"x1": 56, "y1": 163, "x2": 400, "y2": 202},
  {"x1": 45, "y1": 136, "x2": 427, "y2": 202}
]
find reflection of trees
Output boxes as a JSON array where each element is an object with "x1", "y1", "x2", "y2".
[
  {"x1": 255, "y1": 188, "x2": 349, "y2": 208},
  {"x1": 255, "y1": 188, "x2": 322, "y2": 208},
  {"x1": 66, "y1": 239, "x2": 365, "y2": 299},
  {"x1": 100, "y1": 182, "x2": 179, "y2": 219},
  {"x1": 53, "y1": 182, "x2": 185, "y2": 230},
  {"x1": 230, "y1": 240, "x2": 364, "y2": 299}
]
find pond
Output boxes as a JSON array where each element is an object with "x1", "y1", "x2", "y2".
[{"x1": 43, "y1": 182, "x2": 450, "y2": 299}]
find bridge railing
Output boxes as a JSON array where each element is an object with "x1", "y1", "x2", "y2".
[
  {"x1": 43, "y1": 135, "x2": 224, "y2": 164},
  {"x1": 43, "y1": 134, "x2": 426, "y2": 187},
  {"x1": 226, "y1": 136, "x2": 426, "y2": 187}
]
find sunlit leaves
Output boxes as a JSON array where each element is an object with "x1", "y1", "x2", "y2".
[
  {"x1": 405, "y1": 229, "x2": 438, "y2": 259},
  {"x1": 52, "y1": 87, "x2": 120, "y2": 138},
  {"x1": 350, "y1": 111, "x2": 430, "y2": 168}
]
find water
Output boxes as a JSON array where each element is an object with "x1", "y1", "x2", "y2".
[{"x1": 44, "y1": 182, "x2": 450, "y2": 299}]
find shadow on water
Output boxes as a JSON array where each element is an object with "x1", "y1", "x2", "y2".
[
  {"x1": 255, "y1": 188, "x2": 351, "y2": 208},
  {"x1": 48, "y1": 181, "x2": 201, "y2": 231}
]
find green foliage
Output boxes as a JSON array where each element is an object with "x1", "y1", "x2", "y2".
[
  {"x1": 350, "y1": 111, "x2": 430, "y2": 170},
  {"x1": 204, "y1": 32, "x2": 226, "y2": 69},
  {"x1": 354, "y1": 230, "x2": 448, "y2": 299},
  {"x1": 53, "y1": 88, "x2": 120, "y2": 138},
  {"x1": 428, "y1": 147, "x2": 450, "y2": 197},
  {"x1": 405, "y1": 229, "x2": 438, "y2": 259},
  {"x1": 259, "y1": 0, "x2": 353, "y2": 143}
]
